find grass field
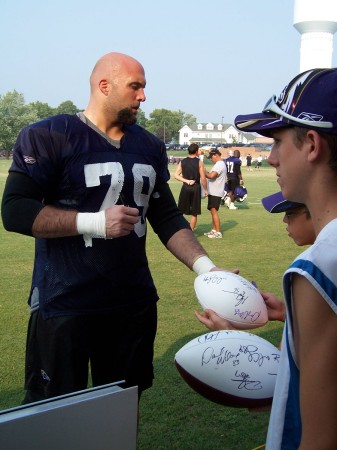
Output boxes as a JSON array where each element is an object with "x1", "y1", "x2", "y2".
[{"x1": 0, "y1": 158, "x2": 302, "y2": 449}]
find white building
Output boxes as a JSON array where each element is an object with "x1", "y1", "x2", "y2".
[{"x1": 179, "y1": 122, "x2": 256, "y2": 147}]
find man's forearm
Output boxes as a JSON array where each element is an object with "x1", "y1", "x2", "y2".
[
  {"x1": 166, "y1": 228, "x2": 214, "y2": 271},
  {"x1": 32, "y1": 205, "x2": 78, "y2": 238}
]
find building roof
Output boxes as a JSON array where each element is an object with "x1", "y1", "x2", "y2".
[{"x1": 187, "y1": 122, "x2": 233, "y2": 131}]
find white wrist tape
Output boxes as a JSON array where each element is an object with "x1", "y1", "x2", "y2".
[
  {"x1": 192, "y1": 256, "x2": 215, "y2": 276},
  {"x1": 76, "y1": 210, "x2": 106, "y2": 238}
]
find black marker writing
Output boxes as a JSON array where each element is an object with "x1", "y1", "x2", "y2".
[
  {"x1": 232, "y1": 370, "x2": 262, "y2": 391},
  {"x1": 239, "y1": 344, "x2": 270, "y2": 367},
  {"x1": 234, "y1": 308, "x2": 261, "y2": 322},
  {"x1": 201, "y1": 346, "x2": 240, "y2": 366},
  {"x1": 221, "y1": 287, "x2": 249, "y2": 306}
]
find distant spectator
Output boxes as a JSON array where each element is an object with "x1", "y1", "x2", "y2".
[
  {"x1": 174, "y1": 144, "x2": 207, "y2": 231},
  {"x1": 204, "y1": 149, "x2": 227, "y2": 239},
  {"x1": 246, "y1": 153, "x2": 252, "y2": 171},
  {"x1": 255, "y1": 154, "x2": 263, "y2": 169}
]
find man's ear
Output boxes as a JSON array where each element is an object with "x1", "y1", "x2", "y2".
[
  {"x1": 99, "y1": 79, "x2": 109, "y2": 96},
  {"x1": 306, "y1": 130, "x2": 323, "y2": 162}
]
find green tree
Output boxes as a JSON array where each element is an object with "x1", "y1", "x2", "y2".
[
  {"x1": 54, "y1": 100, "x2": 80, "y2": 115},
  {"x1": 145, "y1": 108, "x2": 196, "y2": 143},
  {"x1": 182, "y1": 113, "x2": 197, "y2": 127},
  {"x1": 136, "y1": 108, "x2": 148, "y2": 128},
  {"x1": 28, "y1": 101, "x2": 55, "y2": 120},
  {"x1": 0, "y1": 91, "x2": 38, "y2": 157}
]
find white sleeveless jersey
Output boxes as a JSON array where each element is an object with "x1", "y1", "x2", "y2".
[{"x1": 266, "y1": 218, "x2": 337, "y2": 449}]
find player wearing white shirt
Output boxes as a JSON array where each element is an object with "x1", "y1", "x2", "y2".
[{"x1": 204, "y1": 149, "x2": 227, "y2": 239}]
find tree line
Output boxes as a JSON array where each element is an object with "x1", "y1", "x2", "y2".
[{"x1": 0, "y1": 90, "x2": 197, "y2": 156}]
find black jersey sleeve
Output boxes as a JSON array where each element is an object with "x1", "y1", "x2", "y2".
[
  {"x1": 147, "y1": 182, "x2": 190, "y2": 245},
  {"x1": 1, "y1": 172, "x2": 45, "y2": 236}
]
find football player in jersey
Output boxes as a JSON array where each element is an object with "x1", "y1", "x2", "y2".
[
  {"x1": 1, "y1": 52, "x2": 222, "y2": 404},
  {"x1": 224, "y1": 149, "x2": 243, "y2": 210}
]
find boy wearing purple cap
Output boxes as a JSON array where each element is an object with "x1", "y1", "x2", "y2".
[
  {"x1": 262, "y1": 191, "x2": 315, "y2": 247},
  {"x1": 234, "y1": 69, "x2": 337, "y2": 450}
]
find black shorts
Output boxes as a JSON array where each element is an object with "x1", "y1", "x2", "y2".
[
  {"x1": 207, "y1": 194, "x2": 222, "y2": 211},
  {"x1": 23, "y1": 301, "x2": 157, "y2": 403},
  {"x1": 178, "y1": 184, "x2": 202, "y2": 216},
  {"x1": 227, "y1": 178, "x2": 240, "y2": 193}
]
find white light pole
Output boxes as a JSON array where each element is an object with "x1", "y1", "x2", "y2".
[{"x1": 220, "y1": 116, "x2": 224, "y2": 146}]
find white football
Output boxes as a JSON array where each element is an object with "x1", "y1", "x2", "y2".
[
  {"x1": 194, "y1": 271, "x2": 268, "y2": 329},
  {"x1": 175, "y1": 330, "x2": 280, "y2": 408}
]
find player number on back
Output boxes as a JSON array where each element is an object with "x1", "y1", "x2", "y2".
[{"x1": 226, "y1": 161, "x2": 234, "y2": 173}]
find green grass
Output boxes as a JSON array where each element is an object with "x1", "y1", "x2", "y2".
[{"x1": 0, "y1": 159, "x2": 301, "y2": 449}]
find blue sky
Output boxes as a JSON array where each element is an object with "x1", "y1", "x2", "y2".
[{"x1": 2, "y1": 0, "x2": 337, "y2": 124}]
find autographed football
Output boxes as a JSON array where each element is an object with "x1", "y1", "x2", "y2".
[
  {"x1": 175, "y1": 330, "x2": 280, "y2": 408},
  {"x1": 194, "y1": 271, "x2": 268, "y2": 329}
]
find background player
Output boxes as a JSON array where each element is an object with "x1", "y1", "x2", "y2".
[{"x1": 224, "y1": 149, "x2": 243, "y2": 210}]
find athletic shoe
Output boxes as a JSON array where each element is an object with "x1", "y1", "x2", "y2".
[
  {"x1": 224, "y1": 197, "x2": 231, "y2": 208},
  {"x1": 204, "y1": 229, "x2": 216, "y2": 236},
  {"x1": 208, "y1": 231, "x2": 222, "y2": 239},
  {"x1": 229, "y1": 204, "x2": 238, "y2": 210}
]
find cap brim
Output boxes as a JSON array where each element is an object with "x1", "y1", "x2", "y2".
[
  {"x1": 262, "y1": 191, "x2": 304, "y2": 213},
  {"x1": 235, "y1": 112, "x2": 288, "y2": 137}
]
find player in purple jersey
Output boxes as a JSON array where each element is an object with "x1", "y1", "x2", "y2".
[
  {"x1": 224, "y1": 149, "x2": 243, "y2": 210},
  {"x1": 1, "y1": 52, "x2": 225, "y2": 404}
]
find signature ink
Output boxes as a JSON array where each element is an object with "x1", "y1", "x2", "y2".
[
  {"x1": 201, "y1": 346, "x2": 240, "y2": 366},
  {"x1": 239, "y1": 344, "x2": 271, "y2": 367},
  {"x1": 232, "y1": 370, "x2": 262, "y2": 390},
  {"x1": 234, "y1": 308, "x2": 261, "y2": 322}
]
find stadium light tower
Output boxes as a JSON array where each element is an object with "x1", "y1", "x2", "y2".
[{"x1": 293, "y1": 0, "x2": 337, "y2": 72}]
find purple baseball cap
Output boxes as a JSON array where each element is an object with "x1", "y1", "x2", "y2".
[
  {"x1": 262, "y1": 191, "x2": 304, "y2": 213},
  {"x1": 235, "y1": 68, "x2": 337, "y2": 137}
]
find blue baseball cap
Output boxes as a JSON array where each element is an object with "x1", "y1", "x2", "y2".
[
  {"x1": 262, "y1": 191, "x2": 304, "y2": 213},
  {"x1": 235, "y1": 68, "x2": 337, "y2": 137}
]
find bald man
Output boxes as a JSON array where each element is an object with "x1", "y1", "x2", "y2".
[{"x1": 1, "y1": 52, "x2": 220, "y2": 403}]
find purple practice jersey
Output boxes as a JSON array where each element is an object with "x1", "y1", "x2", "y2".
[
  {"x1": 225, "y1": 156, "x2": 241, "y2": 180},
  {"x1": 9, "y1": 114, "x2": 179, "y2": 318}
]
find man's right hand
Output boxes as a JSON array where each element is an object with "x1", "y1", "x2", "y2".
[{"x1": 105, "y1": 205, "x2": 140, "y2": 238}]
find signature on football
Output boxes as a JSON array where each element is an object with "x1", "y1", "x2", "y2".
[
  {"x1": 201, "y1": 346, "x2": 240, "y2": 366},
  {"x1": 234, "y1": 308, "x2": 261, "y2": 322},
  {"x1": 221, "y1": 287, "x2": 249, "y2": 306},
  {"x1": 231, "y1": 371, "x2": 263, "y2": 391},
  {"x1": 200, "y1": 344, "x2": 280, "y2": 368}
]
